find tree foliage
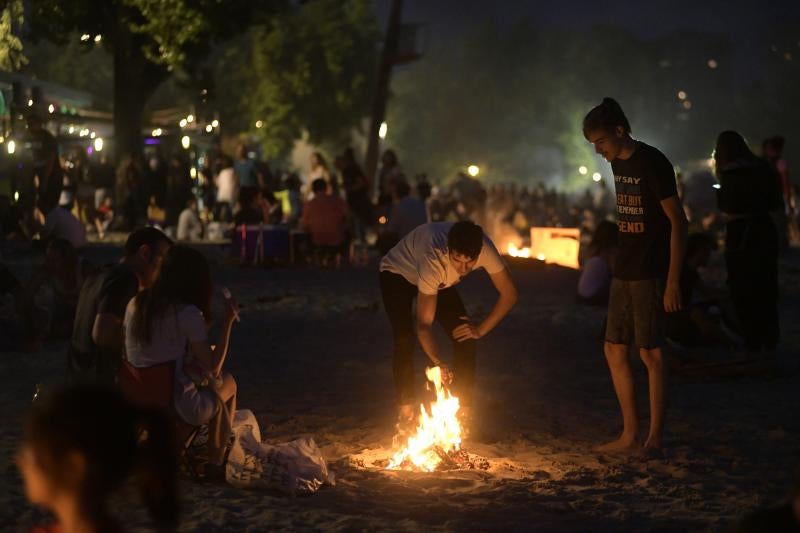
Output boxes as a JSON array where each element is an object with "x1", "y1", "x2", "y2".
[
  {"x1": 215, "y1": 0, "x2": 379, "y2": 159},
  {"x1": 0, "y1": 0, "x2": 26, "y2": 71},
  {"x1": 386, "y1": 21, "x2": 749, "y2": 189}
]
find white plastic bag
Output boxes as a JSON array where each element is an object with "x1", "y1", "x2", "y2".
[{"x1": 225, "y1": 409, "x2": 333, "y2": 495}]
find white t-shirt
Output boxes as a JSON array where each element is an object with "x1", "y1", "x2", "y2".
[
  {"x1": 123, "y1": 300, "x2": 208, "y2": 368},
  {"x1": 379, "y1": 222, "x2": 506, "y2": 295},
  {"x1": 215, "y1": 167, "x2": 239, "y2": 205},
  {"x1": 177, "y1": 208, "x2": 203, "y2": 241},
  {"x1": 43, "y1": 207, "x2": 87, "y2": 248}
]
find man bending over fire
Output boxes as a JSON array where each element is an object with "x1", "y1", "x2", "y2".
[{"x1": 379, "y1": 221, "x2": 518, "y2": 430}]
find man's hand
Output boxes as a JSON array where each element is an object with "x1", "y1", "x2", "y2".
[
  {"x1": 435, "y1": 363, "x2": 454, "y2": 384},
  {"x1": 664, "y1": 281, "x2": 682, "y2": 313},
  {"x1": 452, "y1": 316, "x2": 482, "y2": 342}
]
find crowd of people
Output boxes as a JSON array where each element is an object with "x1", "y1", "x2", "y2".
[{"x1": 2, "y1": 99, "x2": 798, "y2": 530}]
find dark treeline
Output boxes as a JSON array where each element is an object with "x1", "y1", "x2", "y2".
[{"x1": 388, "y1": 18, "x2": 800, "y2": 187}]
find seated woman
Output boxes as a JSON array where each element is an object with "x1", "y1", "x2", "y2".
[
  {"x1": 576, "y1": 220, "x2": 618, "y2": 305},
  {"x1": 124, "y1": 245, "x2": 239, "y2": 475},
  {"x1": 17, "y1": 384, "x2": 178, "y2": 533}
]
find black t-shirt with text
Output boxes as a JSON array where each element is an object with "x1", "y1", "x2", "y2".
[{"x1": 611, "y1": 142, "x2": 678, "y2": 280}]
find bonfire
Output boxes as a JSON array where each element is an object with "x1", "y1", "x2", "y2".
[{"x1": 387, "y1": 367, "x2": 463, "y2": 472}]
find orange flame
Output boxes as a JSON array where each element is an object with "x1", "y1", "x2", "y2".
[
  {"x1": 506, "y1": 243, "x2": 532, "y2": 258},
  {"x1": 387, "y1": 367, "x2": 462, "y2": 472}
]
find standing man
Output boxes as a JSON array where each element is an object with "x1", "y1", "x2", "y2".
[
  {"x1": 26, "y1": 112, "x2": 62, "y2": 216},
  {"x1": 583, "y1": 98, "x2": 688, "y2": 452},
  {"x1": 379, "y1": 221, "x2": 518, "y2": 427},
  {"x1": 68, "y1": 227, "x2": 172, "y2": 385}
]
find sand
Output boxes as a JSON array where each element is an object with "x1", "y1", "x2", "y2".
[{"x1": 1, "y1": 245, "x2": 799, "y2": 532}]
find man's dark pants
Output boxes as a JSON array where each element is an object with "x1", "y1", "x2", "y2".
[{"x1": 379, "y1": 271, "x2": 476, "y2": 407}]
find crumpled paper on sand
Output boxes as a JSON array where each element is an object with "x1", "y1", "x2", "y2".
[{"x1": 225, "y1": 409, "x2": 334, "y2": 495}]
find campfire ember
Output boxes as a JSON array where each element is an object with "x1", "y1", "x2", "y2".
[{"x1": 387, "y1": 367, "x2": 463, "y2": 472}]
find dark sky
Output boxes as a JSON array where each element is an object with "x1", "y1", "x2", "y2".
[
  {"x1": 376, "y1": 0, "x2": 798, "y2": 39},
  {"x1": 376, "y1": 0, "x2": 800, "y2": 65}
]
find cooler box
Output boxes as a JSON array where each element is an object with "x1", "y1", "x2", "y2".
[{"x1": 232, "y1": 224, "x2": 290, "y2": 263}]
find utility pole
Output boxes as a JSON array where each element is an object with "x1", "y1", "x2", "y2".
[{"x1": 364, "y1": 0, "x2": 403, "y2": 199}]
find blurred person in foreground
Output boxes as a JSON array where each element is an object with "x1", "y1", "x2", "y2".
[
  {"x1": 68, "y1": 228, "x2": 172, "y2": 385},
  {"x1": 17, "y1": 384, "x2": 178, "y2": 533},
  {"x1": 379, "y1": 221, "x2": 517, "y2": 429},
  {"x1": 583, "y1": 97, "x2": 688, "y2": 453},
  {"x1": 715, "y1": 131, "x2": 781, "y2": 359}
]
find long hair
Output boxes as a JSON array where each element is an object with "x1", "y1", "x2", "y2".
[
  {"x1": 714, "y1": 130, "x2": 757, "y2": 171},
  {"x1": 129, "y1": 245, "x2": 212, "y2": 344},
  {"x1": 583, "y1": 97, "x2": 631, "y2": 137},
  {"x1": 23, "y1": 385, "x2": 179, "y2": 527}
]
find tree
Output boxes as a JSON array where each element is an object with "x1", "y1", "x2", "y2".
[
  {"x1": 214, "y1": 0, "x2": 379, "y2": 159},
  {"x1": 387, "y1": 20, "x2": 743, "y2": 190},
  {"x1": 22, "y1": 0, "x2": 284, "y2": 160},
  {"x1": 0, "y1": 0, "x2": 26, "y2": 71}
]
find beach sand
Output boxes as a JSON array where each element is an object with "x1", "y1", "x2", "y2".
[{"x1": 2, "y1": 246, "x2": 799, "y2": 532}]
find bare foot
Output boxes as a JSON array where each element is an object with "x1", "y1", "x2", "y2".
[
  {"x1": 595, "y1": 436, "x2": 638, "y2": 453},
  {"x1": 643, "y1": 436, "x2": 662, "y2": 450}
]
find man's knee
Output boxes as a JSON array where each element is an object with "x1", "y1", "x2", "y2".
[
  {"x1": 604, "y1": 342, "x2": 628, "y2": 367},
  {"x1": 639, "y1": 348, "x2": 663, "y2": 369}
]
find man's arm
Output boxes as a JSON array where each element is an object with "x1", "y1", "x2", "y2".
[
  {"x1": 416, "y1": 292, "x2": 445, "y2": 367},
  {"x1": 661, "y1": 195, "x2": 688, "y2": 312},
  {"x1": 92, "y1": 312, "x2": 124, "y2": 349},
  {"x1": 453, "y1": 267, "x2": 518, "y2": 342}
]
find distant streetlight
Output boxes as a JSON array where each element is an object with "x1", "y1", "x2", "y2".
[
  {"x1": 378, "y1": 121, "x2": 388, "y2": 140},
  {"x1": 186, "y1": 114, "x2": 194, "y2": 123},
  {"x1": 94, "y1": 35, "x2": 102, "y2": 43},
  {"x1": 467, "y1": 165, "x2": 480, "y2": 177},
  {"x1": 592, "y1": 172, "x2": 602, "y2": 182},
  {"x1": 179, "y1": 118, "x2": 187, "y2": 128},
  {"x1": 677, "y1": 90, "x2": 687, "y2": 100},
  {"x1": 90, "y1": 131, "x2": 96, "y2": 139},
  {"x1": 7, "y1": 140, "x2": 15, "y2": 154},
  {"x1": 255, "y1": 120, "x2": 263, "y2": 128},
  {"x1": 205, "y1": 124, "x2": 213, "y2": 133},
  {"x1": 27, "y1": 99, "x2": 33, "y2": 107},
  {"x1": 707, "y1": 58, "x2": 718, "y2": 69},
  {"x1": 80, "y1": 34, "x2": 90, "y2": 42},
  {"x1": 94, "y1": 137, "x2": 104, "y2": 152},
  {"x1": 578, "y1": 165, "x2": 588, "y2": 175},
  {"x1": 181, "y1": 135, "x2": 191, "y2": 149},
  {"x1": 190, "y1": 167, "x2": 197, "y2": 179},
  {"x1": 48, "y1": 104, "x2": 55, "y2": 114},
  {"x1": 683, "y1": 100, "x2": 692, "y2": 110},
  {"x1": 211, "y1": 119, "x2": 219, "y2": 128}
]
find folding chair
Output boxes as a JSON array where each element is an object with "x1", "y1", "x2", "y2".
[{"x1": 119, "y1": 359, "x2": 202, "y2": 477}]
